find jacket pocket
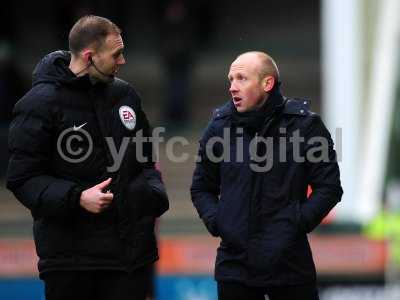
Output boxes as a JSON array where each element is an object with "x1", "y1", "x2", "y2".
[
  {"x1": 128, "y1": 216, "x2": 157, "y2": 259},
  {"x1": 216, "y1": 193, "x2": 248, "y2": 252},
  {"x1": 33, "y1": 218, "x2": 74, "y2": 258},
  {"x1": 248, "y1": 202, "x2": 301, "y2": 272}
]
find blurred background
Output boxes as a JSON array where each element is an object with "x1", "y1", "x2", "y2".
[{"x1": 0, "y1": 0, "x2": 400, "y2": 299}]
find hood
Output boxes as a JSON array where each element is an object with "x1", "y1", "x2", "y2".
[{"x1": 32, "y1": 50, "x2": 90, "y2": 87}]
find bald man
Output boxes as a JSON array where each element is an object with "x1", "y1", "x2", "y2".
[{"x1": 191, "y1": 52, "x2": 342, "y2": 300}]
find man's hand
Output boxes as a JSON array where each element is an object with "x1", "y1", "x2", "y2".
[{"x1": 80, "y1": 178, "x2": 114, "y2": 213}]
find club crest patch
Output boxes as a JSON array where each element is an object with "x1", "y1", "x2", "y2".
[{"x1": 119, "y1": 106, "x2": 136, "y2": 130}]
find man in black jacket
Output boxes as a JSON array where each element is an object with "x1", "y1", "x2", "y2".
[
  {"x1": 7, "y1": 15, "x2": 169, "y2": 300},
  {"x1": 191, "y1": 51, "x2": 343, "y2": 300}
]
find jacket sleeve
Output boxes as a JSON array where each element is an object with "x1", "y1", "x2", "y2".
[
  {"x1": 190, "y1": 121, "x2": 221, "y2": 237},
  {"x1": 134, "y1": 90, "x2": 169, "y2": 218},
  {"x1": 6, "y1": 96, "x2": 81, "y2": 219},
  {"x1": 300, "y1": 114, "x2": 343, "y2": 233}
]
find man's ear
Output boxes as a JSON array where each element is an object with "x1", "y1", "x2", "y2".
[
  {"x1": 263, "y1": 76, "x2": 275, "y2": 93},
  {"x1": 81, "y1": 49, "x2": 93, "y2": 64}
]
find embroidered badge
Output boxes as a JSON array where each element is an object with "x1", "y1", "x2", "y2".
[{"x1": 119, "y1": 106, "x2": 136, "y2": 130}]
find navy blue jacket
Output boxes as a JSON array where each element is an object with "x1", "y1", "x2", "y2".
[{"x1": 191, "y1": 97, "x2": 343, "y2": 286}]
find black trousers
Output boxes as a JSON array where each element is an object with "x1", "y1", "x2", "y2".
[
  {"x1": 41, "y1": 266, "x2": 152, "y2": 300},
  {"x1": 218, "y1": 281, "x2": 319, "y2": 300}
]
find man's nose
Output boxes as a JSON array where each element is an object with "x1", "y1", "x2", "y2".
[
  {"x1": 229, "y1": 82, "x2": 238, "y2": 93},
  {"x1": 118, "y1": 55, "x2": 126, "y2": 65}
]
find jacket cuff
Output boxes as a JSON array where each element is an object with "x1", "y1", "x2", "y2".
[
  {"x1": 66, "y1": 185, "x2": 85, "y2": 212},
  {"x1": 130, "y1": 173, "x2": 156, "y2": 217},
  {"x1": 203, "y1": 208, "x2": 219, "y2": 237}
]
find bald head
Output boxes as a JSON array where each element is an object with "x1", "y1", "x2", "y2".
[
  {"x1": 228, "y1": 51, "x2": 280, "y2": 112},
  {"x1": 235, "y1": 51, "x2": 280, "y2": 81}
]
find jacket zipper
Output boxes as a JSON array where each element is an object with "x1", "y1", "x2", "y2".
[{"x1": 247, "y1": 116, "x2": 276, "y2": 275}]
